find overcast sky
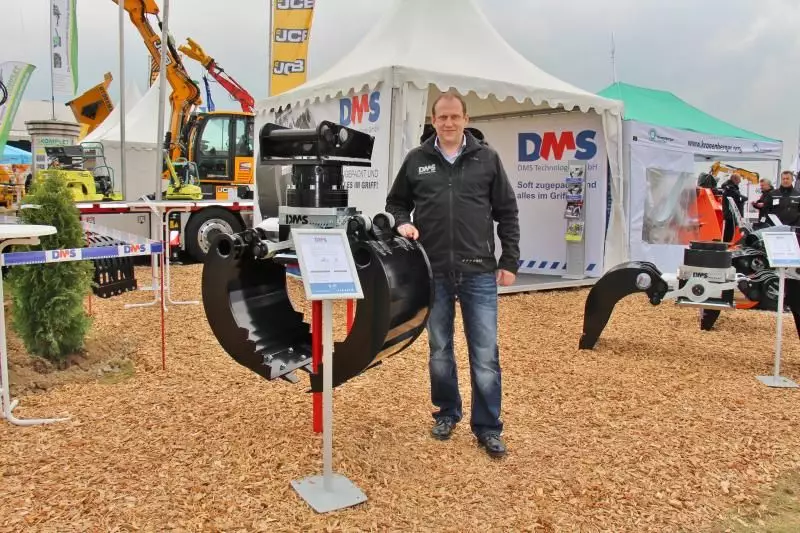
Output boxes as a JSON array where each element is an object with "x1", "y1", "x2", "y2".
[{"x1": 4, "y1": 0, "x2": 799, "y2": 166}]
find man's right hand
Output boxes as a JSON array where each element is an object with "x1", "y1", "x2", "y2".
[{"x1": 397, "y1": 223, "x2": 419, "y2": 240}]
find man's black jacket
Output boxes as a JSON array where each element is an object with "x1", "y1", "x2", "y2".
[
  {"x1": 771, "y1": 186, "x2": 800, "y2": 226},
  {"x1": 753, "y1": 187, "x2": 774, "y2": 221},
  {"x1": 720, "y1": 179, "x2": 746, "y2": 215},
  {"x1": 385, "y1": 131, "x2": 520, "y2": 275}
]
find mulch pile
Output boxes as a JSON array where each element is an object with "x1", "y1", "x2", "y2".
[{"x1": 2, "y1": 264, "x2": 800, "y2": 532}]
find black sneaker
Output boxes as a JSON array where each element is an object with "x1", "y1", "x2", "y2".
[
  {"x1": 431, "y1": 416, "x2": 456, "y2": 440},
  {"x1": 477, "y1": 432, "x2": 506, "y2": 458}
]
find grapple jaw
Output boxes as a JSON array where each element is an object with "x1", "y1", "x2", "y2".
[
  {"x1": 201, "y1": 215, "x2": 432, "y2": 390},
  {"x1": 578, "y1": 261, "x2": 669, "y2": 350}
]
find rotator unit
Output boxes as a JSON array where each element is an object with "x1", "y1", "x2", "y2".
[{"x1": 201, "y1": 120, "x2": 433, "y2": 390}]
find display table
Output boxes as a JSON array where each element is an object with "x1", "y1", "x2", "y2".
[{"x1": 0, "y1": 224, "x2": 70, "y2": 426}]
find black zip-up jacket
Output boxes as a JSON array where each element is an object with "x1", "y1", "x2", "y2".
[
  {"x1": 771, "y1": 186, "x2": 800, "y2": 227},
  {"x1": 752, "y1": 187, "x2": 774, "y2": 221},
  {"x1": 385, "y1": 132, "x2": 520, "y2": 275}
]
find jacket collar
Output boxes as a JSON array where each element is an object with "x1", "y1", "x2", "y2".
[{"x1": 421, "y1": 130, "x2": 483, "y2": 157}]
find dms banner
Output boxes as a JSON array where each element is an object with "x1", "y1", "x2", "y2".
[
  {"x1": 269, "y1": 0, "x2": 315, "y2": 96},
  {"x1": 50, "y1": 0, "x2": 79, "y2": 97},
  {"x1": 474, "y1": 112, "x2": 608, "y2": 277},
  {"x1": 0, "y1": 62, "x2": 36, "y2": 154},
  {"x1": 266, "y1": 86, "x2": 389, "y2": 216}
]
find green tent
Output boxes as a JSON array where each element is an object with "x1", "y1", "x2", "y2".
[{"x1": 598, "y1": 82, "x2": 779, "y2": 143}]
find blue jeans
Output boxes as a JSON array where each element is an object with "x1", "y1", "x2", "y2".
[{"x1": 428, "y1": 271, "x2": 502, "y2": 437}]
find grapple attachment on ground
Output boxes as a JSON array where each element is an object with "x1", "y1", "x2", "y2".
[
  {"x1": 201, "y1": 120, "x2": 432, "y2": 390},
  {"x1": 579, "y1": 241, "x2": 740, "y2": 349}
]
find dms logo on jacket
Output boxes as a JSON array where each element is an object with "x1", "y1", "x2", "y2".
[
  {"x1": 518, "y1": 130, "x2": 597, "y2": 161},
  {"x1": 418, "y1": 164, "x2": 436, "y2": 175}
]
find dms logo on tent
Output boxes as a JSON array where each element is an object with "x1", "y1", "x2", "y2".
[
  {"x1": 518, "y1": 130, "x2": 597, "y2": 161},
  {"x1": 339, "y1": 91, "x2": 381, "y2": 126}
]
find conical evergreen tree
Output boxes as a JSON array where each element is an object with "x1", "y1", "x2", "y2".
[{"x1": 7, "y1": 171, "x2": 93, "y2": 364}]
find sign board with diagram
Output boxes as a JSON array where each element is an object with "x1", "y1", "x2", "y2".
[{"x1": 563, "y1": 161, "x2": 587, "y2": 279}]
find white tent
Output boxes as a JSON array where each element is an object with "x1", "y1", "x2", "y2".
[
  {"x1": 254, "y1": 0, "x2": 627, "y2": 276},
  {"x1": 81, "y1": 79, "x2": 143, "y2": 142},
  {"x1": 83, "y1": 81, "x2": 169, "y2": 200}
]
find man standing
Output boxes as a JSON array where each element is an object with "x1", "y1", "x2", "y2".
[
  {"x1": 752, "y1": 178, "x2": 775, "y2": 229},
  {"x1": 720, "y1": 173, "x2": 748, "y2": 241},
  {"x1": 385, "y1": 92, "x2": 520, "y2": 458},
  {"x1": 771, "y1": 171, "x2": 800, "y2": 227}
]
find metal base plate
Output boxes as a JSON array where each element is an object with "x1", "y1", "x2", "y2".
[
  {"x1": 291, "y1": 473, "x2": 367, "y2": 513},
  {"x1": 756, "y1": 375, "x2": 800, "y2": 388}
]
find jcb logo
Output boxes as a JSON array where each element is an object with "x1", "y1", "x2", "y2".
[
  {"x1": 284, "y1": 214, "x2": 309, "y2": 224},
  {"x1": 273, "y1": 59, "x2": 305, "y2": 76},
  {"x1": 276, "y1": 0, "x2": 314, "y2": 9},
  {"x1": 274, "y1": 29, "x2": 309, "y2": 43}
]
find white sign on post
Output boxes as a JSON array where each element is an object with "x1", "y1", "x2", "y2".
[
  {"x1": 292, "y1": 228, "x2": 364, "y2": 301},
  {"x1": 289, "y1": 227, "x2": 367, "y2": 513},
  {"x1": 763, "y1": 231, "x2": 800, "y2": 268},
  {"x1": 758, "y1": 229, "x2": 800, "y2": 389}
]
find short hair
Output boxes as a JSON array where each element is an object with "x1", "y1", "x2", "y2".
[
  {"x1": 781, "y1": 170, "x2": 795, "y2": 177},
  {"x1": 431, "y1": 91, "x2": 467, "y2": 118},
  {"x1": 760, "y1": 178, "x2": 772, "y2": 185}
]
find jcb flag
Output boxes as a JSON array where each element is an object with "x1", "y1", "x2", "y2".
[{"x1": 269, "y1": 0, "x2": 315, "y2": 96}]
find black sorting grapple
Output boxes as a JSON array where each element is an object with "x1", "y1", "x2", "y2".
[
  {"x1": 201, "y1": 214, "x2": 432, "y2": 390},
  {"x1": 85, "y1": 230, "x2": 138, "y2": 298},
  {"x1": 201, "y1": 120, "x2": 433, "y2": 390}
]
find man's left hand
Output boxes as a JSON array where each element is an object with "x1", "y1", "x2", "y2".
[{"x1": 496, "y1": 269, "x2": 516, "y2": 286}]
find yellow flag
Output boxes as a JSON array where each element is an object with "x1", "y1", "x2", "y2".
[{"x1": 269, "y1": 0, "x2": 315, "y2": 96}]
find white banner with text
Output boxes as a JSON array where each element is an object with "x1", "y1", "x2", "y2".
[{"x1": 475, "y1": 112, "x2": 608, "y2": 276}]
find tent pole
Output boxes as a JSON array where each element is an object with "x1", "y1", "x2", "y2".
[{"x1": 119, "y1": 0, "x2": 126, "y2": 198}]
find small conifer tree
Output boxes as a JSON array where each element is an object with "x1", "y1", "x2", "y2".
[{"x1": 7, "y1": 171, "x2": 93, "y2": 364}]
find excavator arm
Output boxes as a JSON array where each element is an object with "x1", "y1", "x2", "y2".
[
  {"x1": 178, "y1": 38, "x2": 255, "y2": 113},
  {"x1": 711, "y1": 161, "x2": 760, "y2": 185},
  {"x1": 112, "y1": 0, "x2": 201, "y2": 159}
]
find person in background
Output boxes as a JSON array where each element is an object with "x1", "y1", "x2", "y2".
[
  {"x1": 751, "y1": 178, "x2": 775, "y2": 229},
  {"x1": 720, "y1": 173, "x2": 748, "y2": 241},
  {"x1": 385, "y1": 91, "x2": 520, "y2": 458},
  {"x1": 771, "y1": 171, "x2": 800, "y2": 227}
]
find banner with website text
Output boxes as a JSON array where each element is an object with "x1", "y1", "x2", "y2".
[
  {"x1": 628, "y1": 120, "x2": 783, "y2": 161},
  {"x1": 269, "y1": 0, "x2": 315, "y2": 96},
  {"x1": 474, "y1": 112, "x2": 608, "y2": 277},
  {"x1": 260, "y1": 86, "x2": 390, "y2": 219},
  {"x1": 0, "y1": 62, "x2": 36, "y2": 154},
  {"x1": 50, "y1": 0, "x2": 79, "y2": 97}
]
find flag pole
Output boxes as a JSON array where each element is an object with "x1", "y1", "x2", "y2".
[
  {"x1": 119, "y1": 0, "x2": 127, "y2": 197},
  {"x1": 48, "y1": 1, "x2": 56, "y2": 120},
  {"x1": 266, "y1": 0, "x2": 273, "y2": 97}
]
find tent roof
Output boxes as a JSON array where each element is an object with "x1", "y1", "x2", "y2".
[
  {"x1": 257, "y1": 0, "x2": 622, "y2": 118},
  {"x1": 598, "y1": 81, "x2": 778, "y2": 142},
  {"x1": 1, "y1": 144, "x2": 32, "y2": 164},
  {"x1": 9, "y1": 100, "x2": 74, "y2": 141},
  {"x1": 83, "y1": 81, "x2": 166, "y2": 145}
]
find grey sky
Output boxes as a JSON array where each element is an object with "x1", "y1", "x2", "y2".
[{"x1": 4, "y1": 0, "x2": 799, "y2": 166}]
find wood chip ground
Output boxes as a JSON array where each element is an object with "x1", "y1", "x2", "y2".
[{"x1": 2, "y1": 264, "x2": 800, "y2": 532}]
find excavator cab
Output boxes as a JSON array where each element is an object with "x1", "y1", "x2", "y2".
[{"x1": 186, "y1": 111, "x2": 254, "y2": 200}]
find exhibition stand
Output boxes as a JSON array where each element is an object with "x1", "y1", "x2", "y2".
[
  {"x1": 252, "y1": 0, "x2": 627, "y2": 290},
  {"x1": 598, "y1": 82, "x2": 784, "y2": 274}
]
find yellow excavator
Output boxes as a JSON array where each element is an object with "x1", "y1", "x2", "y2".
[
  {"x1": 709, "y1": 161, "x2": 760, "y2": 185},
  {"x1": 113, "y1": 0, "x2": 254, "y2": 201}
]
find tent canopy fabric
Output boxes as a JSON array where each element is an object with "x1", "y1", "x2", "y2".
[
  {"x1": 257, "y1": 0, "x2": 623, "y2": 118},
  {"x1": 598, "y1": 82, "x2": 777, "y2": 142},
  {"x1": 1, "y1": 145, "x2": 32, "y2": 164}
]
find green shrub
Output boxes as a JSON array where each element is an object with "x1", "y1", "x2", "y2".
[{"x1": 7, "y1": 170, "x2": 93, "y2": 364}]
